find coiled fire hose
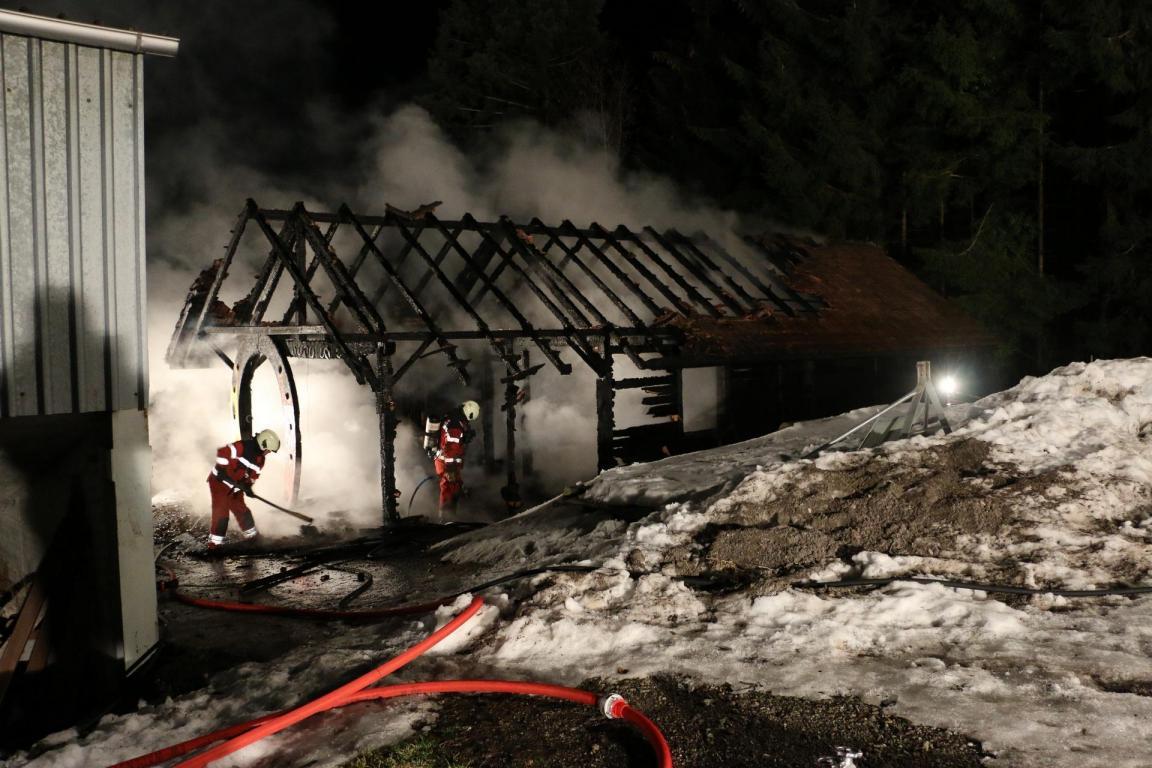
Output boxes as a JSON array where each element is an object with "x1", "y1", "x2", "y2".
[{"x1": 110, "y1": 596, "x2": 673, "y2": 768}]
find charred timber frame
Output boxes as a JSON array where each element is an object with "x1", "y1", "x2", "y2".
[{"x1": 167, "y1": 200, "x2": 818, "y2": 523}]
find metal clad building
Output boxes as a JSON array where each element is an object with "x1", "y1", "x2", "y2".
[
  {"x1": 0, "y1": 15, "x2": 175, "y2": 417},
  {"x1": 0, "y1": 11, "x2": 177, "y2": 745}
]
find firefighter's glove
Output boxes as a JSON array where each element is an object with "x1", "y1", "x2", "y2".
[
  {"x1": 426, "y1": 447, "x2": 438, "y2": 461},
  {"x1": 241, "y1": 483, "x2": 255, "y2": 498}
]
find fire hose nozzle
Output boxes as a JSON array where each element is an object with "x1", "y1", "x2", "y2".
[{"x1": 599, "y1": 693, "x2": 627, "y2": 719}]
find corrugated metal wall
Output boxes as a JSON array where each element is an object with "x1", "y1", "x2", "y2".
[{"x1": 0, "y1": 34, "x2": 146, "y2": 417}]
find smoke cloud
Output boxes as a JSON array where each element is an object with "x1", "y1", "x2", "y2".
[
  {"x1": 17, "y1": 1, "x2": 748, "y2": 532},
  {"x1": 144, "y1": 100, "x2": 751, "y2": 532}
]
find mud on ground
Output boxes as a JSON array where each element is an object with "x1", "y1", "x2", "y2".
[
  {"x1": 344, "y1": 675, "x2": 987, "y2": 768},
  {"x1": 683, "y1": 439, "x2": 1064, "y2": 588}
]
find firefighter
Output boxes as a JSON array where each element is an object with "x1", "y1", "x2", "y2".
[
  {"x1": 206, "y1": 429, "x2": 280, "y2": 548},
  {"x1": 424, "y1": 400, "x2": 479, "y2": 516}
]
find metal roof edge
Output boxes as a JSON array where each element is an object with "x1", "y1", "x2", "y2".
[{"x1": 0, "y1": 9, "x2": 179, "y2": 56}]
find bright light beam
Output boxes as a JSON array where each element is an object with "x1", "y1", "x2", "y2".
[{"x1": 937, "y1": 374, "x2": 959, "y2": 397}]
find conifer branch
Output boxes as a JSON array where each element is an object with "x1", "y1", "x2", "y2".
[{"x1": 958, "y1": 204, "x2": 994, "y2": 257}]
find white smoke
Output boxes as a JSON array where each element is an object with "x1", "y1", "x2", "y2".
[{"x1": 147, "y1": 102, "x2": 744, "y2": 533}]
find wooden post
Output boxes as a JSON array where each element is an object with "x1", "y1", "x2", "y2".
[
  {"x1": 294, "y1": 221, "x2": 307, "y2": 324},
  {"x1": 596, "y1": 338, "x2": 615, "y2": 471},
  {"x1": 520, "y1": 349, "x2": 534, "y2": 478},
  {"x1": 480, "y1": 352, "x2": 496, "y2": 474},
  {"x1": 505, "y1": 359, "x2": 518, "y2": 499},
  {"x1": 375, "y1": 345, "x2": 398, "y2": 525}
]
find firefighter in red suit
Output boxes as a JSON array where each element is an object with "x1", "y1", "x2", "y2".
[
  {"x1": 207, "y1": 429, "x2": 280, "y2": 548},
  {"x1": 424, "y1": 401, "x2": 479, "y2": 515}
]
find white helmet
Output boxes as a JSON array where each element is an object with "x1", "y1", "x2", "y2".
[
  {"x1": 256, "y1": 428, "x2": 281, "y2": 453},
  {"x1": 461, "y1": 400, "x2": 480, "y2": 421}
]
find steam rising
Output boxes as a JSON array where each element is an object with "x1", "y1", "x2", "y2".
[{"x1": 147, "y1": 107, "x2": 743, "y2": 534}]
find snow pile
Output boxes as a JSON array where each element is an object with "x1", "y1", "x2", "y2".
[{"x1": 454, "y1": 358, "x2": 1152, "y2": 766}]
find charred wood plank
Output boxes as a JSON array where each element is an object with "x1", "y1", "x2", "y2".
[
  {"x1": 341, "y1": 206, "x2": 471, "y2": 384},
  {"x1": 329, "y1": 222, "x2": 386, "y2": 315},
  {"x1": 388, "y1": 213, "x2": 525, "y2": 375},
  {"x1": 666, "y1": 230, "x2": 759, "y2": 313},
  {"x1": 596, "y1": 345, "x2": 615, "y2": 472},
  {"x1": 490, "y1": 219, "x2": 607, "y2": 375},
  {"x1": 411, "y1": 222, "x2": 468, "y2": 301},
  {"x1": 454, "y1": 228, "x2": 501, "y2": 297},
  {"x1": 590, "y1": 222, "x2": 693, "y2": 316},
  {"x1": 0, "y1": 577, "x2": 43, "y2": 708},
  {"x1": 612, "y1": 375, "x2": 675, "y2": 390},
  {"x1": 247, "y1": 201, "x2": 374, "y2": 385},
  {"x1": 698, "y1": 232, "x2": 793, "y2": 313},
  {"x1": 469, "y1": 219, "x2": 602, "y2": 373},
  {"x1": 460, "y1": 233, "x2": 506, "y2": 306},
  {"x1": 182, "y1": 206, "x2": 249, "y2": 352},
  {"x1": 376, "y1": 347, "x2": 399, "y2": 525},
  {"x1": 614, "y1": 225, "x2": 725, "y2": 317},
  {"x1": 502, "y1": 219, "x2": 596, "y2": 328},
  {"x1": 642, "y1": 227, "x2": 746, "y2": 315},
  {"x1": 254, "y1": 221, "x2": 339, "y2": 324},
  {"x1": 558, "y1": 219, "x2": 662, "y2": 319},
  {"x1": 296, "y1": 205, "x2": 387, "y2": 335},
  {"x1": 393, "y1": 338, "x2": 434, "y2": 384},
  {"x1": 532, "y1": 219, "x2": 651, "y2": 370},
  {"x1": 235, "y1": 218, "x2": 296, "y2": 324},
  {"x1": 282, "y1": 221, "x2": 340, "y2": 323},
  {"x1": 425, "y1": 212, "x2": 571, "y2": 375},
  {"x1": 645, "y1": 402, "x2": 681, "y2": 418}
]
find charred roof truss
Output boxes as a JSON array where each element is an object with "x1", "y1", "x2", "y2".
[{"x1": 167, "y1": 200, "x2": 818, "y2": 384}]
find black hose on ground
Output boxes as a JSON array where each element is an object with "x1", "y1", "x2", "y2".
[
  {"x1": 408, "y1": 474, "x2": 437, "y2": 517},
  {"x1": 793, "y1": 576, "x2": 1152, "y2": 597},
  {"x1": 163, "y1": 563, "x2": 602, "y2": 620},
  {"x1": 332, "y1": 567, "x2": 374, "y2": 609}
]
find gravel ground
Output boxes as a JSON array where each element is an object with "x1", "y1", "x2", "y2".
[{"x1": 344, "y1": 675, "x2": 987, "y2": 768}]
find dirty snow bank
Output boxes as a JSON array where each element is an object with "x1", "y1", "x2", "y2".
[{"x1": 459, "y1": 358, "x2": 1152, "y2": 767}]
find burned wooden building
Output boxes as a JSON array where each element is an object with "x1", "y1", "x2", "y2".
[{"x1": 166, "y1": 200, "x2": 993, "y2": 523}]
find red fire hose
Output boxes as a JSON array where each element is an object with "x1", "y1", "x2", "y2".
[{"x1": 110, "y1": 596, "x2": 673, "y2": 768}]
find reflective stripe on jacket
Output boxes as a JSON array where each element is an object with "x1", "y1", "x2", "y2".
[
  {"x1": 435, "y1": 415, "x2": 473, "y2": 461},
  {"x1": 208, "y1": 438, "x2": 264, "y2": 492}
]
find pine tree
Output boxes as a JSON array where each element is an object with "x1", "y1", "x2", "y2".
[
  {"x1": 641, "y1": 0, "x2": 891, "y2": 237},
  {"x1": 892, "y1": 0, "x2": 1063, "y2": 369},
  {"x1": 424, "y1": 0, "x2": 629, "y2": 153},
  {"x1": 1045, "y1": 2, "x2": 1152, "y2": 359}
]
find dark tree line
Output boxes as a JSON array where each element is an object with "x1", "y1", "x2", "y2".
[{"x1": 422, "y1": 0, "x2": 1152, "y2": 379}]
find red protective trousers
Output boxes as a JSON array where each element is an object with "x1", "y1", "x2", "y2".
[
  {"x1": 434, "y1": 457, "x2": 463, "y2": 511},
  {"x1": 208, "y1": 475, "x2": 256, "y2": 541}
]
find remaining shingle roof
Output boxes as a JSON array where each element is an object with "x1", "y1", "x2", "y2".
[{"x1": 659, "y1": 239, "x2": 996, "y2": 363}]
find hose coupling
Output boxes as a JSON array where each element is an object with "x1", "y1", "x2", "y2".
[{"x1": 599, "y1": 693, "x2": 627, "y2": 719}]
